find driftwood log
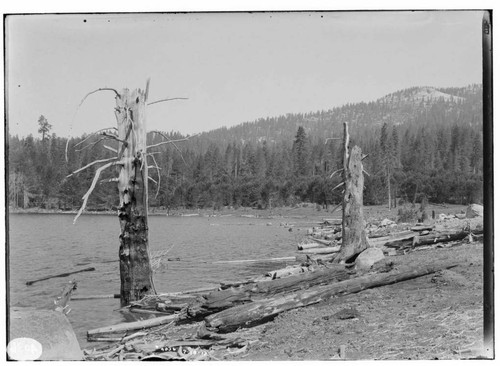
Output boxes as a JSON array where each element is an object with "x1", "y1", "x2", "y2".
[
  {"x1": 205, "y1": 261, "x2": 458, "y2": 332},
  {"x1": 187, "y1": 264, "x2": 350, "y2": 318},
  {"x1": 410, "y1": 229, "x2": 482, "y2": 248},
  {"x1": 88, "y1": 313, "x2": 179, "y2": 339}
]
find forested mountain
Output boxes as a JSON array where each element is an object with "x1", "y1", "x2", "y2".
[{"x1": 7, "y1": 85, "x2": 483, "y2": 212}]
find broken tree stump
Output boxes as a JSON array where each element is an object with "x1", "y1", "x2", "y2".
[
  {"x1": 334, "y1": 124, "x2": 370, "y2": 263},
  {"x1": 204, "y1": 261, "x2": 459, "y2": 333},
  {"x1": 115, "y1": 85, "x2": 156, "y2": 305}
]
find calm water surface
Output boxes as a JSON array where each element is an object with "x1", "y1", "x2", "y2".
[{"x1": 8, "y1": 213, "x2": 299, "y2": 347}]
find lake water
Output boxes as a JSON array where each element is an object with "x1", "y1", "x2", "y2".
[{"x1": 8, "y1": 213, "x2": 302, "y2": 348}]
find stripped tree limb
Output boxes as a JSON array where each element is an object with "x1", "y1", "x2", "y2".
[
  {"x1": 332, "y1": 181, "x2": 345, "y2": 191},
  {"x1": 101, "y1": 131, "x2": 128, "y2": 144},
  {"x1": 100, "y1": 178, "x2": 119, "y2": 184},
  {"x1": 74, "y1": 127, "x2": 118, "y2": 148},
  {"x1": 147, "y1": 97, "x2": 188, "y2": 106},
  {"x1": 148, "y1": 176, "x2": 158, "y2": 184},
  {"x1": 103, "y1": 145, "x2": 118, "y2": 153},
  {"x1": 74, "y1": 161, "x2": 118, "y2": 223},
  {"x1": 67, "y1": 157, "x2": 117, "y2": 178},
  {"x1": 65, "y1": 88, "x2": 120, "y2": 162},
  {"x1": 147, "y1": 154, "x2": 161, "y2": 198},
  {"x1": 148, "y1": 130, "x2": 199, "y2": 165},
  {"x1": 329, "y1": 168, "x2": 344, "y2": 178}
]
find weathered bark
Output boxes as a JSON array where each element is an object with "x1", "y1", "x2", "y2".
[
  {"x1": 187, "y1": 264, "x2": 349, "y2": 318},
  {"x1": 205, "y1": 262, "x2": 458, "y2": 332},
  {"x1": 115, "y1": 87, "x2": 156, "y2": 306},
  {"x1": 334, "y1": 123, "x2": 369, "y2": 263}
]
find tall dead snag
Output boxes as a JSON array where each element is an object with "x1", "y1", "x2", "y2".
[
  {"x1": 67, "y1": 81, "x2": 191, "y2": 307},
  {"x1": 334, "y1": 122, "x2": 369, "y2": 263},
  {"x1": 114, "y1": 87, "x2": 156, "y2": 305}
]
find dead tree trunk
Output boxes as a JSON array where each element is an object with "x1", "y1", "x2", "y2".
[
  {"x1": 334, "y1": 122, "x2": 369, "y2": 263},
  {"x1": 115, "y1": 87, "x2": 156, "y2": 305}
]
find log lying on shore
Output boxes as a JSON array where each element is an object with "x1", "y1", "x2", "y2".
[
  {"x1": 204, "y1": 261, "x2": 458, "y2": 333},
  {"x1": 87, "y1": 313, "x2": 180, "y2": 339},
  {"x1": 26, "y1": 267, "x2": 95, "y2": 286},
  {"x1": 409, "y1": 229, "x2": 482, "y2": 248},
  {"x1": 187, "y1": 264, "x2": 350, "y2": 318},
  {"x1": 368, "y1": 231, "x2": 417, "y2": 248}
]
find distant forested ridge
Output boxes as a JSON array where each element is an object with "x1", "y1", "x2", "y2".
[{"x1": 8, "y1": 85, "x2": 483, "y2": 211}]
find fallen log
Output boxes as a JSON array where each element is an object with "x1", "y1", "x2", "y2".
[
  {"x1": 411, "y1": 230, "x2": 482, "y2": 247},
  {"x1": 267, "y1": 266, "x2": 310, "y2": 279},
  {"x1": 204, "y1": 261, "x2": 458, "y2": 332},
  {"x1": 310, "y1": 237, "x2": 334, "y2": 245},
  {"x1": 72, "y1": 294, "x2": 121, "y2": 300},
  {"x1": 369, "y1": 231, "x2": 417, "y2": 248},
  {"x1": 213, "y1": 256, "x2": 296, "y2": 264},
  {"x1": 410, "y1": 225, "x2": 434, "y2": 232},
  {"x1": 187, "y1": 264, "x2": 350, "y2": 318},
  {"x1": 87, "y1": 313, "x2": 179, "y2": 338},
  {"x1": 299, "y1": 246, "x2": 341, "y2": 255},
  {"x1": 26, "y1": 267, "x2": 95, "y2": 286}
]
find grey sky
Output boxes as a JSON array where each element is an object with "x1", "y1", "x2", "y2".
[{"x1": 6, "y1": 10, "x2": 483, "y2": 138}]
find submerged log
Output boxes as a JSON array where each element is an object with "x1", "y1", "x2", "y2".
[
  {"x1": 26, "y1": 267, "x2": 95, "y2": 286},
  {"x1": 205, "y1": 261, "x2": 458, "y2": 332},
  {"x1": 299, "y1": 246, "x2": 341, "y2": 255}
]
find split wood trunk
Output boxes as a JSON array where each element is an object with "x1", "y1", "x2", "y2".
[
  {"x1": 410, "y1": 229, "x2": 482, "y2": 248},
  {"x1": 204, "y1": 261, "x2": 458, "y2": 332},
  {"x1": 335, "y1": 123, "x2": 369, "y2": 263},
  {"x1": 115, "y1": 87, "x2": 156, "y2": 306},
  {"x1": 187, "y1": 264, "x2": 350, "y2": 318}
]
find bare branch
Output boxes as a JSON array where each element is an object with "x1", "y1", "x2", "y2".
[
  {"x1": 101, "y1": 131, "x2": 128, "y2": 145},
  {"x1": 75, "y1": 137, "x2": 107, "y2": 152},
  {"x1": 363, "y1": 169, "x2": 370, "y2": 177},
  {"x1": 329, "y1": 168, "x2": 344, "y2": 179},
  {"x1": 74, "y1": 161, "x2": 117, "y2": 224},
  {"x1": 79, "y1": 88, "x2": 120, "y2": 108},
  {"x1": 330, "y1": 202, "x2": 342, "y2": 214},
  {"x1": 67, "y1": 157, "x2": 117, "y2": 178},
  {"x1": 332, "y1": 181, "x2": 345, "y2": 191},
  {"x1": 362, "y1": 154, "x2": 369, "y2": 161},
  {"x1": 147, "y1": 97, "x2": 188, "y2": 106},
  {"x1": 148, "y1": 154, "x2": 161, "y2": 199},
  {"x1": 148, "y1": 176, "x2": 158, "y2": 185},
  {"x1": 74, "y1": 128, "x2": 118, "y2": 148},
  {"x1": 103, "y1": 145, "x2": 118, "y2": 153},
  {"x1": 66, "y1": 86, "x2": 119, "y2": 162},
  {"x1": 145, "y1": 78, "x2": 151, "y2": 102}
]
